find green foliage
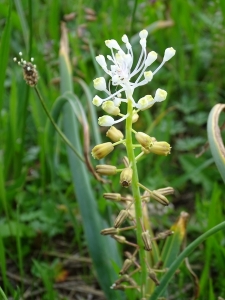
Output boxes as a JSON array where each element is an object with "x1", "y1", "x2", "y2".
[{"x1": 0, "y1": 0, "x2": 225, "y2": 299}]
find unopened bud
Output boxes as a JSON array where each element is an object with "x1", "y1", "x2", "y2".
[
  {"x1": 93, "y1": 77, "x2": 106, "y2": 91},
  {"x1": 106, "y1": 126, "x2": 124, "y2": 142},
  {"x1": 135, "y1": 132, "x2": 154, "y2": 150},
  {"x1": 112, "y1": 234, "x2": 126, "y2": 243},
  {"x1": 114, "y1": 210, "x2": 129, "y2": 228},
  {"x1": 101, "y1": 227, "x2": 119, "y2": 235},
  {"x1": 141, "y1": 231, "x2": 152, "y2": 251},
  {"x1": 132, "y1": 110, "x2": 139, "y2": 123},
  {"x1": 102, "y1": 101, "x2": 120, "y2": 116},
  {"x1": 152, "y1": 190, "x2": 169, "y2": 206},
  {"x1": 120, "y1": 168, "x2": 133, "y2": 188},
  {"x1": 103, "y1": 193, "x2": 122, "y2": 201},
  {"x1": 96, "y1": 164, "x2": 117, "y2": 175},
  {"x1": 91, "y1": 142, "x2": 114, "y2": 159}
]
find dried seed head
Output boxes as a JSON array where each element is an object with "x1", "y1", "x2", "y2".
[
  {"x1": 96, "y1": 164, "x2": 117, "y2": 175},
  {"x1": 103, "y1": 193, "x2": 122, "y2": 201},
  {"x1": 100, "y1": 227, "x2": 119, "y2": 235},
  {"x1": 119, "y1": 259, "x2": 133, "y2": 275},
  {"x1": 155, "y1": 230, "x2": 174, "y2": 240},
  {"x1": 91, "y1": 142, "x2": 114, "y2": 159},
  {"x1": 114, "y1": 210, "x2": 129, "y2": 228},
  {"x1": 148, "y1": 269, "x2": 160, "y2": 286},
  {"x1": 155, "y1": 187, "x2": 174, "y2": 196},
  {"x1": 151, "y1": 190, "x2": 169, "y2": 206},
  {"x1": 14, "y1": 53, "x2": 38, "y2": 87},
  {"x1": 120, "y1": 168, "x2": 133, "y2": 188},
  {"x1": 141, "y1": 231, "x2": 152, "y2": 251},
  {"x1": 106, "y1": 126, "x2": 124, "y2": 142},
  {"x1": 112, "y1": 234, "x2": 126, "y2": 243}
]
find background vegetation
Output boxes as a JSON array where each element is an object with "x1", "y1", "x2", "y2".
[{"x1": 0, "y1": 0, "x2": 225, "y2": 299}]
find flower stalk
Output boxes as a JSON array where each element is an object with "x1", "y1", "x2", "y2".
[{"x1": 125, "y1": 98, "x2": 148, "y2": 295}]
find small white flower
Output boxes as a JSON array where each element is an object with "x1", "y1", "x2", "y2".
[
  {"x1": 96, "y1": 55, "x2": 107, "y2": 69},
  {"x1": 114, "y1": 97, "x2": 122, "y2": 107},
  {"x1": 154, "y1": 88, "x2": 167, "y2": 102},
  {"x1": 137, "y1": 95, "x2": 154, "y2": 110},
  {"x1": 98, "y1": 115, "x2": 115, "y2": 126},
  {"x1": 92, "y1": 95, "x2": 104, "y2": 106},
  {"x1": 144, "y1": 71, "x2": 153, "y2": 82},
  {"x1": 102, "y1": 101, "x2": 120, "y2": 116},
  {"x1": 145, "y1": 51, "x2": 158, "y2": 67},
  {"x1": 163, "y1": 47, "x2": 176, "y2": 62},
  {"x1": 93, "y1": 77, "x2": 107, "y2": 91}
]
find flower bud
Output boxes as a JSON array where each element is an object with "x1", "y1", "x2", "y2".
[
  {"x1": 96, "y1": 164, "x2": 117, "y2": 175},
  {"x1": 106, "y1": 126, "x2": 124, "y2": 142},
  {"x1": 120, "y1": 168, "x2": 133, "y2": 188},
  {"x1": 95, "y1": 55, "x2": 107, "y2": 68},
  {"x1": 114, "y1": 210, "x2": 129, "y2": 228},
  {"x1": 114, "y1": 97, "x2": 121, "y2": 107},
  {"x1": 145, "y1": 51, "x2": 157, "y2": 67},
  {"x1": 154, "y1": 88, "x2": 167, "y2": 102},
  {"x1": 92, "y1": 95, "x2": 103, "y2": 107},
  {"x1": 103, "y1": 193, "x2": 122, "y2": 201},
  {"x1": 102, "y1": 101, "x2": 120, "y2": 116},
  {"x1": 93, "y1": 77, "x2": 106, "y2": 91},
  {"x1": 135, "y1": 132, "x2": 154, "y2": 150},
  {"x1": 144, "y1": 71, "x2": 153, "y2": 82},
  {"x1": 137, "y1": 95, "x2": 154, "y2": 110},
  {"x1": 139, "y1": 29, "x2": 148, "y2": 39},
  {"x1": 149, "y1": 141, "x2": 171, "y2": 156},
  {"x1": 132, "y1": 110, "x2": 139, "y2": 123},
  {"x1": 163, "y1": 47, "x2": 176, "y2": 62},
  {"x1": 98, "y1": 115, "x2": 115, "y2": 126},
  {"x1": 91, "y1": 142, "x2": 114, "y2": 159}
]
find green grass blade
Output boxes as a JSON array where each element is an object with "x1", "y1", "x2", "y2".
[
  {"x1": 149, "y1": 221, "x2": 225, "y2": 300},
  {"x1": 14, "y1": 0, "x2": 28, "y2": 49},
  {"x1": 207, "y1": 104, "x2": 225, "y2": 182},
  {"x1": 0, "y1": 0, "x2": 12, "y2": 111},
  {"x1": 58, "y1": 23, "x2": 122, "y2": 299},
  {"x1": 0, "y1": 287, "x2": 8, "y2": 300}
]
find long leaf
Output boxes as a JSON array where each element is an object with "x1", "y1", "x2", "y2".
[
  {"x1": 58, "y1": 23, "x2": 122, "y2": 299},
  {"x1": 207, "y1": 104, "x2": 225, "y2": 183}
]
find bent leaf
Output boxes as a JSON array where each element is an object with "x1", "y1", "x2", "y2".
[{"x1": 207, "y1": 104, "x2": 225, "y2": 183}]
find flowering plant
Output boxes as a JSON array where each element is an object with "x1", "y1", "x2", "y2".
[{"x1": 91, "y1": 29, "x2": 176, "y2": 298}]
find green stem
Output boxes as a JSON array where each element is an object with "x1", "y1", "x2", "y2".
[
  {"x1": 34, "y1": 87, "x2": 84, "y2": 162},
  {"x1": 149, "y1": 221, "x2": 225, "y2": 299},
  {"x1": 125, "y1": 98, "x2": 147, "y2": 296}
]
